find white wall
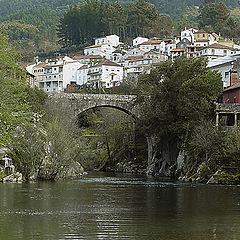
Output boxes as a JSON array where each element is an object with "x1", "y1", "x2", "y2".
[{"x1": 133, "y1": 37, "x2": 149, "y2": 46}]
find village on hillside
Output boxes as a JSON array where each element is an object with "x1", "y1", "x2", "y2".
[{"x1": 26, "y1": 28, "x2": 240, "y2": 103}]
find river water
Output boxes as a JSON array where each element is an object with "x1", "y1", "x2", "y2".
[{"x1": 0, "y1": 172, "x2": 240, "y2": 240}]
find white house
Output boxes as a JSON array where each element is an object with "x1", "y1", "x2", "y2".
[
  {"x1": 139, "y1": 40, "x2": 166, "y2": 53},
  {"x1": 125, "y1": 48, "x2": 146, "y2": 58},
  {"x1": 95, "y1": 35, "x2": 120, "y2": 47},
  {"x1": 84, "y1": 44, "x2": 116, "y2": 59},
  {"x1": 77, "y1": 65, "x2": 89, "y2": 87},
  {"x1": 143, "y1": 50, "x2": 168, "y2": 62},
  {"x1": 87, "y1": 60, "x2": 123, "y2": 88},
  {"x1": 124, "y1": 56, "x2": 153, "y2": 68},
  {"x1": 165, "y1": 43, "x2": 177, "y2": 56},
  {"x1": 180, "y1": 27, "x2": 198, "y2": 43},
  {"x1": 132, "y1": 37, "x2": 149, "y2": 46},
  {"x1": 38, "y1": 57, "x2": 82, "y2": 92},
  {"x1": 208, "y1": 54, "x2": 240, "y2": 88},
  {"x1": 73, "y1": 55, "x2": 103, "y2": 64},
  {"x1": 200, "y1": 43, "x2": 240, "y2": 60},
  {"x1": 170, "y1": 48, "x2": 185, "y2": 60}
]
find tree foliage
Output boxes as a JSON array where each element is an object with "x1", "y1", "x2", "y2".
[
  {"x1": 0, "y1": 34, "x2": 47, "y2": 145},
  {"x1": 199, "y1": 0, "x2": 239, "y2": 37},
  {"x1": 137, "y1": 57, "x2": 222, "y2": 142},
  {"x1": 57, "y1": 0, "x2": 160, "y2": 46}
]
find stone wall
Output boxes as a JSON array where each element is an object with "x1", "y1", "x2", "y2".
[{"x1": 48, "y1": 93, "x2": 139, "y2": 118}]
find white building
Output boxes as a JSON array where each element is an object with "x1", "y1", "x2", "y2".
[
  {"x1": 200, "y1": 43, "x2": 240, "y2": 60},
  {"x1": 139, "y1": 40, "x2": 166, "y2": 53},
  {"x1": 208, "y1": 54, "x2": 240, "y2": 88},
  {"x1": 77, "y1": 65, "x2": 89, "y2": 87},
  {"x1": 95, "y1": 35, "x2": 120, "y2": 47},
  {"x1": 125, "y1": 48, "x2": 146, "y2": 58},
  {"x1": 144, "y1": 50, "x2": 168, "y2": 62},
  {"x1": 38, "y1": 57, "x2": 82, "y2": 92},
  {"x1": 132, "y1": 37, "x2": 149, "y2": 46},
  {"x1": 180, "y1": 27, "x2": 198, "y2": 43},
  {"x1": 124, "y1": 56, "x2": 153, "y2": 68},
  {"x1": 84, "y1": 44, "x2": 116, "y2": 59},
  {"x1": 165, "y1": 43, "x2": 177, "y2": 56},
  {"x1": 87, "y1": 60, "x2": 123, "y2": 88},
  {"x1": 73, "y1": 55, "x2": 103, "y2": 64}
]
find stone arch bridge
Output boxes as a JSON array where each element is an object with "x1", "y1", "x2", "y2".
[{"x1": 48, "y1": 93, "x2": 139, "y2": 118}]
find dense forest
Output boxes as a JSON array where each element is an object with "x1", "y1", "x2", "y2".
[{"x1": 0, "y1": 0, "x2": 239, "y2": 61}]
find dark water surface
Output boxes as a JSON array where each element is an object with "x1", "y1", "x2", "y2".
[{"x1": 0, "y1": 172, "x2": 240, "y2": 240}]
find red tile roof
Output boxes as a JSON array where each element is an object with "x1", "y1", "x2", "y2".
[
  {"x1": 92, "y1": 60, "x2": 121, "y2": 67},
  {"x1": 85, "y1": 44, "x2": 105, "y2": 49},
  {"x1": 140, "y1": 40, "x2": 162, "y2": 45},
  {"x1": 224, "y1": 82, "x2": 240, "y2": 92},
  {"x1": 171, "y1": 48, "x2": 185, "y2": 52},
  {"x1": 125, "y1": 56, "x2": 143, "y2": 60},
  {"x1": 73, "y1": 55, "x2": 102, "y2": 59},
  {"x1": 207, "y1": 43, "x2": 233, "y2": 49}
]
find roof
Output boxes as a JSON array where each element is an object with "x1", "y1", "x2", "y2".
[
  {"x1": 171, "y1": 48, "x2": 185, "y2": 52},
  {"x1": 140, "y1": 40, "x2": 162, "y2": 45},
  {"x1": 195, "y1": 29, "x2": 208, "y2": 34},
  {"x1": 73, "y1": 55, "x2": 102, "y2": 59},
  {"x1": 78, "y1": 65, "x2": 88, "y2": 70},
  {"x1": 92, "y1": 60, "x2": 121, "y2": 67},
  {"x1": 125, "y1": 56, "x2": 143, "y2": 60},
  {"x1": 85, "y1": 44, "x2": 105, "y2": 49},
  {"x1": 207, "y1": 43, "x2": 235, "y2": 50},
  {"x1": 44, "y1": 64, "x2": 63, "y2": 68},
  {"x1": 224, "y1": 82, "x2": 240, "y2": 92},
  {"x1": 144, "y1": 50, "x2": 162, "y2": 54},
  {"x1": 207, "y1": 53, "x2": 240, "y2": 68},
  {"x1": 129, "y1": 58, "x2": 151, "y2": 62}
]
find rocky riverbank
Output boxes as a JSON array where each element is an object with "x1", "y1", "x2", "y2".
[
  {"x1": 177, "y1": 160, "x2": 240, "y2": 185},
  {"x1": 0, "y1": 147, "x2": 22, "y2": 182},
  {"x1": 0, "y1": 146, "x2": 86, "y2": 183}
]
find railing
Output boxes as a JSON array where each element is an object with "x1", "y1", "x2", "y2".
[{"x1": 216, "y1": 103, "x2": 240, "y2": 112}]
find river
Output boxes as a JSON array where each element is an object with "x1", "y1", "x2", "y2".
[{"x1": 0, "y1": 172, "x2": 240, "y2": 240}]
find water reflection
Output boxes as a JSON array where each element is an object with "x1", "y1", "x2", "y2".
[{"x1": 0, "y1": 172, "x2": 240, "y2": 239}]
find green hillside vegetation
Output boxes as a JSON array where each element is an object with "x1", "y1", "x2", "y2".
[{"x1": 0, "y1": 0, "x2": 239, "y2": 61}]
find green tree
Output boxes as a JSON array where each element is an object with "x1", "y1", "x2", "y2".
[
  {"x1": 198, "y1": 0, "x2": 239, "y2": 37},
  {"x1": 137, "y1": 57, "x2": 222, "y2": 175}
]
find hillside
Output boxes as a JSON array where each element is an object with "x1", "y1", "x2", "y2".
[{"x1": 0, "y1": 0, "x2": 239, "y2": 61}]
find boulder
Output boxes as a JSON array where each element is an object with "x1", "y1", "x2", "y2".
[
  {"x1": 65, "y1": 161, "x2": 85, "y2": 178},
  {"x1": 2, "y1": 172, "x2": 22, "y2": 183}
]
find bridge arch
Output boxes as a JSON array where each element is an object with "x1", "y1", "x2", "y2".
[
  {"x1": 48, "y1": 93, "x2": 139, "y2": 119},
  {"x1": 75, "y1": 104, "x2": 138, "y2": 120}
]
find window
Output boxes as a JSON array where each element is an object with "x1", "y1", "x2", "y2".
[
  {"x1": 225, "y1": 72, "x2": 229, "y2": 78},
  {"x1": 203, "y1": 34, "x2": 205, "y2": 37},
  {"x1": 234, "y1": 96, "x2": 237, "y2": 103},
  {"x1": 224, "y1": 50, "x2": 227, "y2": 55}
]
